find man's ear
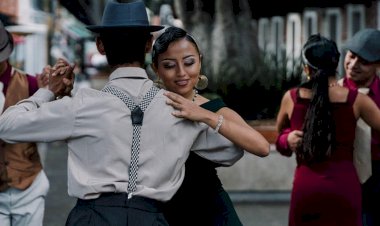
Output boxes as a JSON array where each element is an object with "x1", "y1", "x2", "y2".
[
  {"x1": 96, "y1": 37, "x2": 106, "y2": 55},
  {"x1": 145, "y1": 35, "x2": 153, "y2": 53}
]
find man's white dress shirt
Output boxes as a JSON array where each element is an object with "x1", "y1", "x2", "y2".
[{"x1": 0, "y1": 67, "x2": 243, "y2": 201}]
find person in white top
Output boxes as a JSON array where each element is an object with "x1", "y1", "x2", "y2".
[{"x1": 0, "y1": 1, "x2": 243, "y2": 226}]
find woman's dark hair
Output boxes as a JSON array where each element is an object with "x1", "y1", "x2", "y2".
[
  {"x1": 297, "y1": 34, "x2": 340, "y2": 164},
  {"x1": 99, "y1": 30, "x2": 152, "y2": 66},
  {"x1": 151, "y1": 26, "x2": 200, "y2": 67}
]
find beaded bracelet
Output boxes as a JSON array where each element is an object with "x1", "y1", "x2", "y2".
[{"x1": 214, "y1": 115, "x2": 224, "y2": 133}]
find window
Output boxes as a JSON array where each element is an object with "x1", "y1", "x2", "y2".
[
  {"x1": 347, "y1": 4, "x2": 365, "y2": 38},
  {"x1": 324, "y1": 8, "x2": 342, "y2": 45},
  {"x1": 303, "y1": 10, "x2": 318, "y2": 43},
  {"x1": 286, "y1": 13, "x2": 302, "y2": 77},
  {"x1": 324, "y1": 8, "x2": 343, "y2": 75},
  {"x1": 258, "y1": 18, "x2": 270, "y2": 52},
  {"x1": 270, "y1": 16, "x2": 285, "y2": 64}
]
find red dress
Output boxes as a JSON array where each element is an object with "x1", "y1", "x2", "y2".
[{"x1": 288, "y1": 88, "x2": 362, "y2": 226}]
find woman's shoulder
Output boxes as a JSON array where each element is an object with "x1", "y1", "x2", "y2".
[
  {"x1": 199, "y1": 96, "x2": 226, "y2": 112},
  {"x1": 329, "y1": 86, "x2": 355, "y2": 104}
]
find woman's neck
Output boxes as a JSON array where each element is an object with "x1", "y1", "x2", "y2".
[
  {"x1": 184, "y1": 89, "x2": 197, "y2": 102},
  {"x1": 328, "y1": 77, "x2": 338, "y2": 87}
]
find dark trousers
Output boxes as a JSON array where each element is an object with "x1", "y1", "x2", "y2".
[
  {"x1": 362, "y1": 160, "x2": 380, "y2": 226},
  {"x1": 66, "y1": 193, "x2": 169, "y2": 226}
]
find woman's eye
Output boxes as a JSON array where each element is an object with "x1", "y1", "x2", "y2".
[
  {"x1": 184, "y1": 59, "x2": 195, "y2": 66},
  {"x1": 163, "y1": 63, "x2": 175, "y2": 69}
]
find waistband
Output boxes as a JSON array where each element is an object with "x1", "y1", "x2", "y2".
[{"x1": 77, "y1": 193, "x2": 163, "y2": 212}]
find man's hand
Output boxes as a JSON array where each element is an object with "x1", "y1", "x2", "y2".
[
  {"x1": 36, "y1": 66, "x2": 50, "y2": 88},
  {"x1": 49, "y1": 58, "x2": 76, "y2": 98}
]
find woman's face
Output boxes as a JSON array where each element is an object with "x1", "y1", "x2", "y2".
[{"x1": 154, "y1": 38, "x2": 201, "y2": 100}]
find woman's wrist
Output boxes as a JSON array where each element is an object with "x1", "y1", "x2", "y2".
[{"x1": 214, "y1": 115, "x2": 224, "y2": 133}]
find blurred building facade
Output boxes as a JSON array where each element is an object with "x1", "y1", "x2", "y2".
[
  {"x1": 254, "y1": 0, "x2": 380, "y2": 77},
  {"x1": 0, "y1": 0, "x2": 53, "y2": 74}
]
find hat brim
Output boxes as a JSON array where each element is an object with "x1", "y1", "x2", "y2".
[
  {"x1": 345, "y1": 45, "x2": 380, "y2": 63},
  {"x1": 87, "y1": 25, "x2": 164, "y2": 33},
  {"x1": 0, "y1": 31, "x2": 14, "y2": 62}
]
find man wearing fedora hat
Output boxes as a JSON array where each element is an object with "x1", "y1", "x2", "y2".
[
  {"x1": 0, "y1": 1, "x2": 243, "y2": 226},
  {"x1": 0, "y1": 19, "x2": 50, "y2": 226},
  {"x1": 341, "y1": 28, "x2": 380, "y2": 226}
]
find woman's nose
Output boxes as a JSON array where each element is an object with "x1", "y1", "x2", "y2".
[{"x1": 176, "y1": 65, "x2": 186, "y2": 77}]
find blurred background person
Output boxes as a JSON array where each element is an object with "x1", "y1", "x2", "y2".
[{"x1": 0, "y1": 19, "x2": 49, "y2": 226}]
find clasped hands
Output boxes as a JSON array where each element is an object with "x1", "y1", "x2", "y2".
[{"x1": 37, "y1": 58, "x2": 75, "y2": 99}]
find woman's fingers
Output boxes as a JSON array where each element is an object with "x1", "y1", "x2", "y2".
[
  {"x1": 166, "y1": 99, "x2": 182, "y2": 109},
  {"x1": 164, "y1": 91, "x2": 184, "y2": 102}
]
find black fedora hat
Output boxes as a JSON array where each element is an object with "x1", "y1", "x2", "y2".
[
  {"x1": 87, "y1": 0, "x2": 164, "y2": 33},
  {"x1": 345, "y1": 28, "x2": 380, "y2": 63},
  {"x1": 0, "y1": 20, "x2": 14, "y2": 62}
]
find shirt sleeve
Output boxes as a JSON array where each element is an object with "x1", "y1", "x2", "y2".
[
  {"x1": 0, "y1": 88, "x2": 75, "y2": 143},
  {"x1": 275, "y1": 128, "x2": 293, "y2": 157},
  {"x1": 189, "y1": 98, "x2": 243, "y2": 166},
  {"x1": 190, "y1": 125, "x2": 244, "y2": 166}
]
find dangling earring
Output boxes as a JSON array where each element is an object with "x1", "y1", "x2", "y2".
[
  {"x1": 195, "y1": 74, "x2": 208, "y2": 90},
  {"x1": 306, "y1": 73, "x2": 311, "y2": 81}
]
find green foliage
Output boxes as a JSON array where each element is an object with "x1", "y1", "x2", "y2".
[{"x1": 213, "y1": 52, "x2": 303, "y2": 120}]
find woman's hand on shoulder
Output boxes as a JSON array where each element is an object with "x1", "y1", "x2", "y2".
[{"x1": 164, "y1": 91, "x2": 212, "y2": 122}]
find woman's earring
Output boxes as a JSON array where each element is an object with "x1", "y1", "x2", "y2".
[
  {"x1": 195, "y1": 74, "x2": 208, "y2": 90},
  {"x1": 306, "y1": 74, "x2": 311, "y2": 81}
]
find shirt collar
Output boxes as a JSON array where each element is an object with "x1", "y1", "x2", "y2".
[
  {"x1": 109, "y1": 67, "x2": 148, "y2": 81},
  {"x1": 343, "y1": 75, "x2": 380, "y2": 96},
  {"x1": 369, "y1": 76, "x2": 380, "y2": 97}
]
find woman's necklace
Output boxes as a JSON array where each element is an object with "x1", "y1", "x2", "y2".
[{"x1": 192, "y1": 89, "x2": 198, "y2": 102}]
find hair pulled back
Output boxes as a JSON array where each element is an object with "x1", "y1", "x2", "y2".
[
  {"x1": 152, "y1": 26, "x2": 200, "y2": 67},
  {"x1": 297, "y1": 34, "x2": 340, "y2": 164}
]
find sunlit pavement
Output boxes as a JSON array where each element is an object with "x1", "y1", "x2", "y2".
[{"x1": 42, "y1": 142, "x2": 289, "y2": 226}]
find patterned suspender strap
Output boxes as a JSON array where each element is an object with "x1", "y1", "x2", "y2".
[{"x1": 102, "y1": 85, "x2": 160, "y2": 198}]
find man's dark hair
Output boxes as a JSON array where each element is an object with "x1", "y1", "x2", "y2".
[{"x1": 99, "y1": 30, "x2": 152, "y2": 66}]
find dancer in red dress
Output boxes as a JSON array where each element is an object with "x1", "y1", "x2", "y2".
[{"x1": 276, "y1": 34, "x2": 380, "y2": 226}]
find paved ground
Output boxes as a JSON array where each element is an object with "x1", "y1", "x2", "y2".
[{"x1": 43, "y1": 142, "x2": 290, "y2": 226}]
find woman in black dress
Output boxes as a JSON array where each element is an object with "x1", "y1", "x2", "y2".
[{"x1": 151, "y1": 26, "x2": 270, "y2": 226}]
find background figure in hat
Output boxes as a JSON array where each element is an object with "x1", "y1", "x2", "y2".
[
  {"x1": 0, "y1": 1, "x2": 243, "y2": 226},
  {"x1": 276, "y1": 33, "x2": 380, "y2": 226},
  {"x1": 0, "y1": 19, "x2": 50, "y2": 226},
  {"x1": 276, "y1": 28, "x2": 380, "y2": 226},
  {"x1": 342, "y1": 28, "x2": 380, "y2": 226}
]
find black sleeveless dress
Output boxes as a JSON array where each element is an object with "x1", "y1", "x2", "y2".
[{"x1": 163, "y1": 98, "x2": 243, "y2": 226}]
